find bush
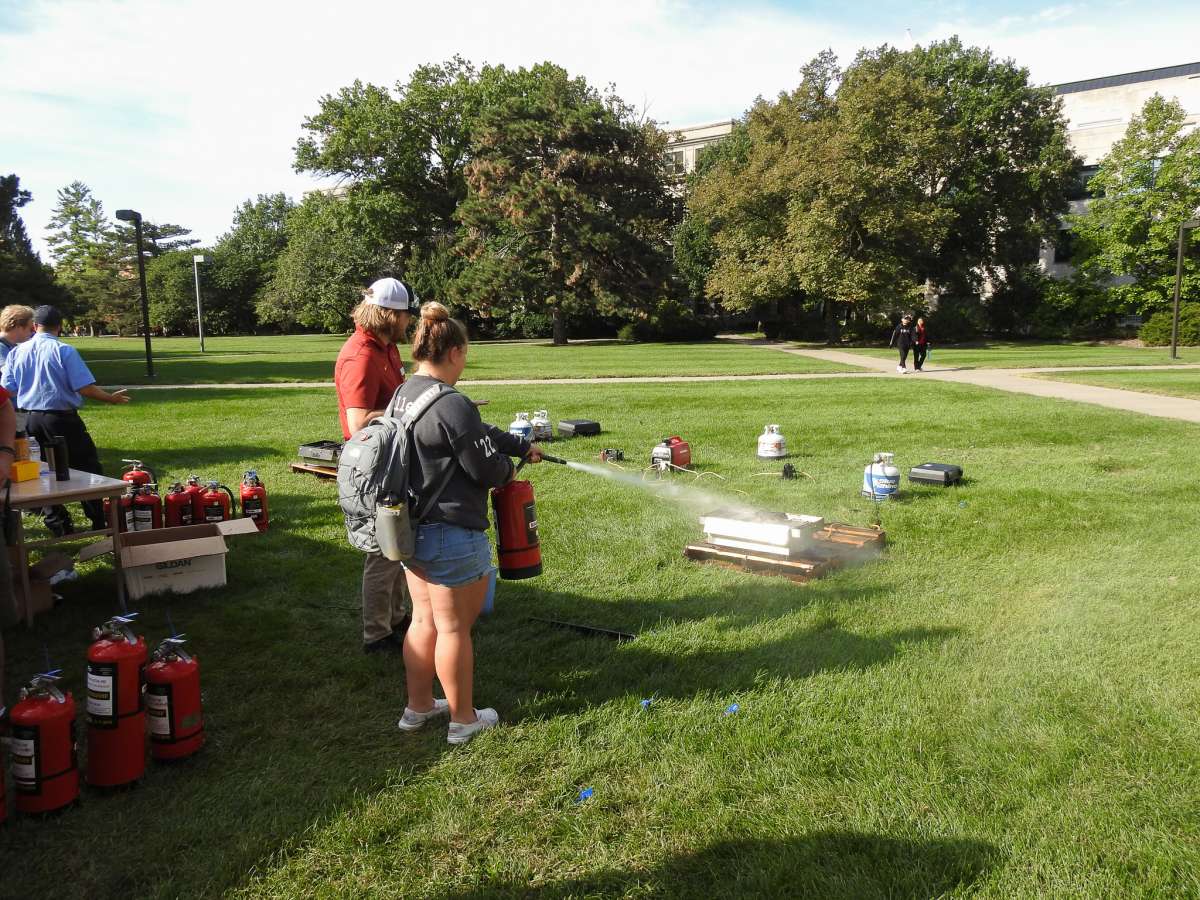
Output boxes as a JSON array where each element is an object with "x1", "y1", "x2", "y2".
[
  {"x1": 618, "y1": 299, "x2": 717, "y2": 342},
  {"x1": 1139, "y1": 304, "x2": 1200, "y2": 346},
  {"x1": 1030, "y1": 275, "x2": 1122, "y2": 339},
  {"x1": 927, "y1": 294, "x2": 985, "y2": 343}
]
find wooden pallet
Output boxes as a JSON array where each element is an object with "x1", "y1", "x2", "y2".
[
  {"x1": 290, "y1": 461, "x2": 338, "y2": 480},
  {"x1": 684, "y1": 523, "x2": 885, "y2": 583}
]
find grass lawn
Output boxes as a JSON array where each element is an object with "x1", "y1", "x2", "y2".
[
  {"x1": 825, "y1": 341, "x2": 1200, "y2": 368},
  {"x1": 3, "y1": 376, "x2": 1199, "y2": 898},
  {"x1": 66, "y1": 335, "x2": 859, "y2": 385},
  {"x1": 1035, "y1": 368, "x2": 1200, "y2": 401}
]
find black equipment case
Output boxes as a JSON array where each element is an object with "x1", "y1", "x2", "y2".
[
  {"x1": 558, "y1": 419, "x2": 601, "y2": 437},
  {"x1": 908, "y1": 462, "x2": 963, "y2": 486},
  {"x1": 298, "y1": 440, "x2": 343, "y2": 463}
]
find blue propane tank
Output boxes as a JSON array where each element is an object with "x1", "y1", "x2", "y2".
[
  {"x1": 862, "y1": 452, "x2": 900, "y2": 499},
  {"x1": 508, "y1": 412, "x2": 533, "y2": 441}
]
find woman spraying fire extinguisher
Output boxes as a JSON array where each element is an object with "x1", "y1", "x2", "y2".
[{"x1": 391, "y1": 302, "x2": 544, "y2": 745}]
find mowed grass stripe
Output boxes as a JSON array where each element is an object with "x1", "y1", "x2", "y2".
[
  {"x1": 67, "y1": 336, "x2": 861, "y2": 384},
  {"x1": 3, "y1": 377, "x2": 1198, "y2": 898},
  {"x1": 1036, "y1": 368, "x2": 1200, "y2": 401}
]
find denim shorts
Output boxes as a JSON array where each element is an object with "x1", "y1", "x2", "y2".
[{"x1": 408, "y1": 522, "x2": 496, "y2": 588}]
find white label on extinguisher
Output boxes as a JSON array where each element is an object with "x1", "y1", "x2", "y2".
[
  {"x1": 86, "y1": 668, "x2": 115, "y2": 718},
  {"x1": 243, "y1": 498, "x2": 262, "y2": 520},
  {"x1": 9, "y1": 735, "x2": 36, "y2": 781},
  {"x1": 146, "y1": 690, "x2": 171, "y2": 737},
  {"x1": 134, "y1": 508, "x2": 154, "y2": 531}
]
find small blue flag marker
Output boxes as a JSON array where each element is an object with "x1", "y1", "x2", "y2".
[
  {"x1": 724, "y1": 703, "x2": 740, "y2": 716},
  {"x1": 576, "y1": 787, "x2": 594, "y2": 803},
  {"x1": 640, "y1": 698, "x2": 652, "y2": 711}
]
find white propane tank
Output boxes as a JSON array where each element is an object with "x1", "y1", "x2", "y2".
[
  {"x1": 861, "y1": 452, "x2": 900, "y2": 499},
  {"x1": 757, "y1": 424, "x2": 787, "y2": 459},
  {"x1": 530, "y1": 409, "x2": 553, "y2": 442},
  {"x1": 509, "y1": 412, "x2": 533, "y2": 441}
]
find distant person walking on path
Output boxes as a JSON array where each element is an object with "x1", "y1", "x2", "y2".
[
  {"x1": 890, "y1": 313, "x2": 916, "y2": 374},
  {"x1": 335, "y1": 277, "x2": 416, "y2": 654},
  {"x1": 913, "y1": 316, "x2": 929, "y2": 372},
  {"x1": 1, "y1": 305, "x2": 130, "y2": 535},
  {"x1": 394, "y1": 302, "x2": 543, "y2": 745}
]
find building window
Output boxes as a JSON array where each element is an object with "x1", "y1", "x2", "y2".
[
  {"x1": 1067, "y1": 165, "x2": 1101, "y2": 201},
  {"x1": 1053, "y1": 230, "x2": 1076, "y2": 264},
  {"x1": 667, "y1": 150, "x2": 686, "y2": 176}
]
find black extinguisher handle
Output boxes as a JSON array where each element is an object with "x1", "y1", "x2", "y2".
[{"x1": 220, "y1": 484, "x2": 237, "y2": 517}]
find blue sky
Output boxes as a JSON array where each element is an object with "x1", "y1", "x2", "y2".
[{"x1": 3, "y1": 0, "x2": 1197, "y2": 259}]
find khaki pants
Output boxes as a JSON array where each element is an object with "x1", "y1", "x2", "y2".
[{"x1": 361, "y1": 552, "x2": 411, "y2": 643}]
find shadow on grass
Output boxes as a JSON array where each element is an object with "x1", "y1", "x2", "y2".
[
  {"x1": 0, "y1": 486, "x2": 425, "y2": 899},
  {"x1": 91, "y1": 358, "x2": 337, "y2": 384},
  {"x1": 506, "y1": 603, "x2": 954, "y2": 718},
  {"x1": 440, "y1": 831, "x2": 1000, "y2": 899}
]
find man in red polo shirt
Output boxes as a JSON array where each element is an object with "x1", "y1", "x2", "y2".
[{"x1": 335, "y1": 278, "x2": 415, "y2": 653}]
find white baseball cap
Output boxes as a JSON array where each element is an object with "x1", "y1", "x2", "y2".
[{"x1": 365, "y1": 278, "x2": 418, "y2": 310}]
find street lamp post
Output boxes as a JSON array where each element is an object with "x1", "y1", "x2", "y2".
[
  {"x1": 193, "y1": 254, "x2": 208, "y2": 352},
  {"x1": 115, "y1": 208, "x2": 154, "y2": 378},
  {"x1": 1171, "y1": 218, "x2": 1200, "y2": 360}
]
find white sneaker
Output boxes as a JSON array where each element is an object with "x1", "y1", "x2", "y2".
[
  {"x1": 447, "y1": 707, "x2": 499, "y2": 745},
  {"x1": 897, "y1": 365, "x2": 906, "y2": 374},
  {"x1": 397, "y1": 698, "x2": 450, "y2": 732}
]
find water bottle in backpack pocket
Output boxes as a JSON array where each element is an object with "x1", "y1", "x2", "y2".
[{"x1": 374, "y1": 493, "x2": 413, "y2": 562}]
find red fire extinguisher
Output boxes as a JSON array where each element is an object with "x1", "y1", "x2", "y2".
[
  {"x1": 104, "y1": 486, "x2": 136, "y2": 533},
  {"x1": 86, "y1": 614, "x2": 147, "y2": 788},
  {"x1": 492, "y1": 475, "x2": 542, "y2": 580},
  {"x1": 239, "y1": 470, "x2": 269, "y2": 532},
  {"x1": 197, "y1": 482, "x2": 236, "y2": 523},
  {"x1": 164, "y1": 482, "x2": 195, "y2": 528},
  {"x1": 132, "y1": 484, "x2": 163, "y2": 531},
  {"x1": 121, "y1": 459, "x2": 156, "y2": 489},
  {"x1": 145, "y1": 636, "x2": 204, "y2": 760},
  {"x1": 9, "y1": 670, "x2": 80, "y2": 814}
]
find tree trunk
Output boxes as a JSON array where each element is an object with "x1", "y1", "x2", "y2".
[
  {"x1": 823, "y1": 300, "x2": 841, "y2": 345},
  {"x1": 552, "y1": 306, "x2": 568, "y2": 345}
]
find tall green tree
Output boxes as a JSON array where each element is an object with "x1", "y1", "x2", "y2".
[
  {"x1": 685, "y1": 40, "x2": 1078, "y2": 339},
  {"x1": 273, "y1": 57, "x2": 494, "y2": 328},
  {"x1": 112, "y1": 219, "x2": 199, "y2": 259},
  {"x1": 261, "y1": 190, "x2": 396, "y2": 331},
  {"x1": 0, "y1": 174, "x2": 68, "y2": 308},
  {"x1": 210, "y1": 192, "x2": 294, "y2": 332},
  {"x1": 452, "y1": 62, "x2": 674, "y2": 344},
  {"x1": 1070, "y1": 95, "x2": 1200, "y2": 315},
  {"x1": 145, "y1": 249, "x2": 204, "y2": 334},
  {"x1": 44, "y1": 181, "x2": 136, "y2": 330},
  {"x1": 45, "y1": 181, "x2": 109, "y2": 279}
]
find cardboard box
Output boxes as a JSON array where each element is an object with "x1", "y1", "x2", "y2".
[
  {"x1": 7, "y1": 549, "x2": 73, "y2": 619},
  {"x1": 79, "y1": 519, "x2": 260, "y2": 601}
]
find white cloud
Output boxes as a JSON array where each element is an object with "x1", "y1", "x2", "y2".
[{"x1": 2, "y1": 0, "x2": 1196, "y2": 259}]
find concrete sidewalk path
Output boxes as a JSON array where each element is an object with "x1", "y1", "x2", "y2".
[{"x1": 774, "y1": 345, "x2": 1200, "y2": 424}]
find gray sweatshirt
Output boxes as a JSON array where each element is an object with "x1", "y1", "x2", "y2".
[{"x1": 393, "y1": 374, "x2": 531, "y2": 531}]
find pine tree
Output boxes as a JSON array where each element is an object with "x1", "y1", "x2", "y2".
[{"x1": 0, "y1": 174, "x2": 68, "y2": 307}]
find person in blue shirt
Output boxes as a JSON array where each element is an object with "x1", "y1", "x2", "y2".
[{"x1": 1, "y1": 305, "x2": 131, "y2": 535}]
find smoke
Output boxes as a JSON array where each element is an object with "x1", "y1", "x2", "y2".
[{"x1": 563, "y1": 460, "x2": 764, "y2": 518}]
